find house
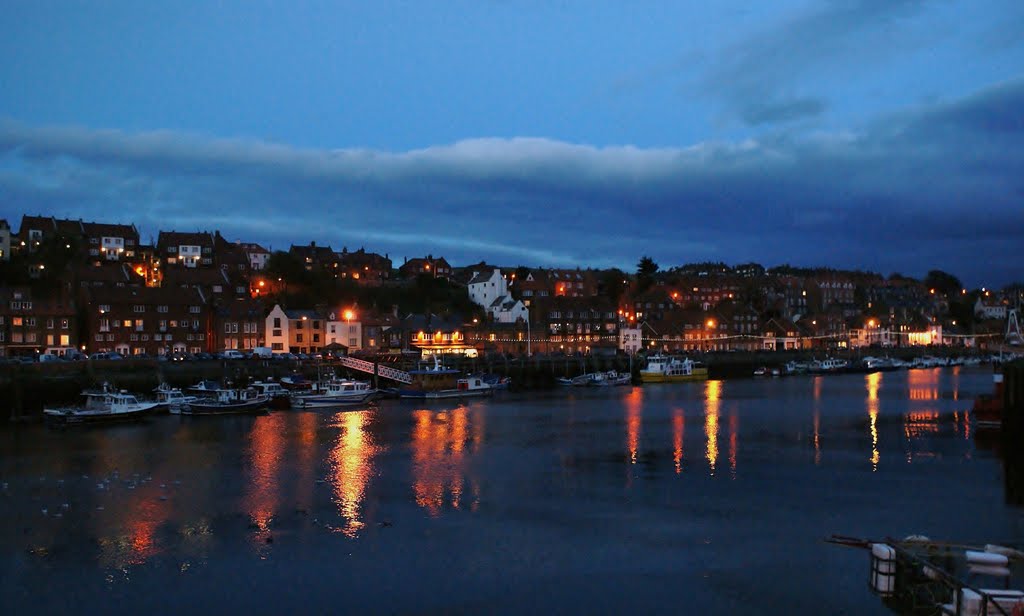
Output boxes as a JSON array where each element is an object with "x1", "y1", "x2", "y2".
[
  {"x1": 762, "y1": 318, "x2": 807, "y2": 351},
  {"x1": 81, "y1": 285, "x2": 209, "y2": 356},
  {"x1": 467, "y1": 268, "x2": 528, "y2": 324},
  {"x1": 0, "y1": 287, "x2": 78, "y2": 358},
  {"x1": 290, "y1": 242, "x2": 339, "y2": 272},
  {"x1": 530, "y1": 296, "x2": 619, "y2": 355},
  {"x1": 157, "y1": 231, "x2": 216, "y2": 269},
  {"x1": 336, "y1": 247, "x2": 392, "y2": 286},
  {"x1": 265, "y1": 305, "x2": 326, "y2": 354},
  {"x1": 213, "y1": 298, "x2": 266, "y2": 352},
  {"x1": 619, "y1": 325, "x2": 642, "y2": 354},
  {"x1": 975, "y1": 296, "x2": 1008, "y2": 320},
  {"x1": 399, "y1": 255, "x2": 453, "y2": 281},
  {"x1": 0, "y1": 219, "x2": 10, "y2": 261},
  {"x1": 238, "y1": 242, "x2": 271, "y2": 271},
  {"x1": 326, "y1": 308, "x2": 362, "y2": 352},
  {"x1": 15, "y1": 216, "x2": 140, "y2": 262},
  {"x1": 401, "y1": 313, "x2": 474, "y2": 357}
]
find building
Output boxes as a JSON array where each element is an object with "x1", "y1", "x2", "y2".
[
  {"x1": 467, "y1": 268, "x2": 528, "y2": 324},
  {"x1": 0, "y1": 219, "x2": 10, "y2": 261},
  {"x1": 289, "y1": 242, "x2": 338, "y2": 272},
  {"x1": 326, "y1": 308, "x2": 362, "y2": 352},
  {"x1": 238, "y1": 242, "x2": 271, "y2": 271},
  {"x1": 399, "y1": 255, "x2": 453, "y2": 281},
  {"x1": 213, "y1": 298, "x2": 266, "y2": 352},
  {"x1": 16, "y1": 216, "x2": 140, "y2": 262},
  {"x1": 336, "y1": 247, "x2": 392, "y2": 286},
  {"x1": 156, "y1": 231, "x2": 216, "y2": 269},
  {"x1": 81, "y1": 285, "x2": 210, "y2": 356},
  {"x1": 265, "y1": 305, "x2": 326, "y2": 354},
  {"x1": 975, "y1": 296, "x2": 1008, "y2": 320},
  {"x1": 0, "y1": 287, "x2": 78, "y2": 358}
]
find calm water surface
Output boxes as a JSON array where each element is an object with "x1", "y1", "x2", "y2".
[{"x1": 1, "y1": 367, "x2": 1020, "y2": 614}]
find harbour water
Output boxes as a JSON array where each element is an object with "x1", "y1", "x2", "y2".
[{"x1": 1, "y1": 367, "x2": 1020, "y2": 614}]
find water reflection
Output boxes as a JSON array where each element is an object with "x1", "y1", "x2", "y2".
[
  {"x1": 626, "y1": 388, "x2": 642, "y2": 465},
  {"x1": 907, "y1": 368, "x2": 940, "y2": 401},
  {"x1": 705, "y1": 380, "x2": 721, "y2": 476},
  {"x1": 245, "y1": 414, "x2": 285, "y2": 537},
  {"x1": 672, "y1": 407, "x2": 685, "y2": 474},
  {"x1": 410, "y1": 406, "x2": 483, "y2": 517},
  {"x1": 328, "y1": 410, "x2": 380, "y2": 537},
  {"x1": 813, "y1": 377, "x2": 822, "y2": 465},
  {"x1": 867, "y1": 372, "x2": 880, "y2": 471}
]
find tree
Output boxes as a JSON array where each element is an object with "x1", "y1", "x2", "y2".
[
  {"x1": 924, "y1": 270, "x2": 962, "y2": 297},
  {"x1": 636, "y1": 256, "x2": 658, "y2": 294}
]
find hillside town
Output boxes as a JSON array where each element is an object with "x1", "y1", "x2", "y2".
[{"x1": 0, "y1": 215, "x2": 1020, "y2": 361}]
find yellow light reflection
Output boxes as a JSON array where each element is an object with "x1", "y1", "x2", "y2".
[
  {"x1": 328, "y1": 410, "x2": 380, "y2": 537},
  {"x1": 411, "y1": 406, "x2": 482, "y2": 517},
  {"x1": 867, "y1": 372, "x2": 880, "y2": 471},
  {"x1": 672, "y1": 407, "x2": 685, "y2": 474},
  {"x1": 907, "y1": 369, "x2": 939, "y2": 401},
  {"x1": 245, "y1": 415, "x2": 285, "y2": 537},
  {"x1": 625, "y1": 388, "x2": 642, "y2": 465},
  {"x1": 705, "y1": 380, "x2": 721, "y2": 476}
]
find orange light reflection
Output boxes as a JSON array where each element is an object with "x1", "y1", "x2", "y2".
[
  {"x1": 867, "y1": 372, "x2": 880, "y2": 471},
  {"x1": 705, "y1": 380, "x2": 721, "y2": 476}
]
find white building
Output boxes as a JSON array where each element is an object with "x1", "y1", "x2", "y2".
[
  {"x1": 326, "y1": 311, "x2": 362, "y2": 352},
  {"x1": 975, "y1": 297, "x2": 1008, "y2": 320},
  {"x1": 468, "y1": 268, "x2": 528, "y2": 323},
  {"x1": 619, "y1": 326, "x2": 642, "y2": 354}
]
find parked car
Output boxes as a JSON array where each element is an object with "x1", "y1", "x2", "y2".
[{"x1": 222, "y1": 349, "x2": 245, "y2": 360}]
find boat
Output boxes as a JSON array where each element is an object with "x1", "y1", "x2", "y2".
[
  {"x1": 291, "y1": 379, "x2": 378, "y2": 408},
  {"x1": 397, "y1": 355, "x2": 493, "y2": 399},
  {"x1": 180, "y1": 387, "x2": 271, "y2": 415},
  {"x1": 973, "y1": 370, "x2": 1004, "y2": 430},
  {"x1": 858, "y1": 356, "x2": 900, "y2": 373},
  {"x1": 250, "y1": 380, "x2": 292, "y2": 409},
  {"x1": 152, "y1": 382, "x2": 198, "y2": 414},
  {"x1": 639, "y1": 354, "x2": 708, "y2": 383},
  {"x1": 279, "y1": 372, "x2": 313, "y2": 391},
  {"x1": 591, "y1": 370, "x2": 631, "y2": 386},
  {"x1": 829, "y1": 534, "x2": 1024, "y2": 616},
  {"x1": 45, "y1": 383, "x2": 161, "y2": 425},
  {"x1": 753, "y1": 366, "x2": 768, "y2": 377},
  {"x1": 808, "y1": 358, "x2": 849, "y2": 373}
]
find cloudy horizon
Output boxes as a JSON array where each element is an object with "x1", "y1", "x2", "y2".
[{"x1": 2, "y1": 1, "x2": 1022, "y2": 287}]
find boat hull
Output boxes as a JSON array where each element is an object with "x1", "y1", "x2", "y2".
[
  {"x1": 398, "y1": 388, "x2": 493, "y2": 400},
  {"x1": 640, "y1": 370, "x2": 708, "y2": 383},
  {"x1": 293, "y1": 393, "x2": 378, "y2": 408},
  {"x1": 44, "y1": 406, "x2": 156, "y2": 425},
  {"x1": 181, "y1": 398, "x2": 271, "y2": 415}
]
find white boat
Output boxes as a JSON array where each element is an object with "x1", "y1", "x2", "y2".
[
  {"x1": 591, "y1": 371, "x2": 631, "y2": 386},
  {"x1": 292, "y1": 379, "x2": 378, "y2": 408},
  {"x1": 639, "y1": 354, "x2": 708, "y2": 383},
  {"x1": 153, "y1": 383, "x2": 198, "y2": 414},
  {"x1": 45, "y1": 384, "x2": 161, "y2": 425},
  {"x1": 808, "y1": 358, "x2": 849, "y2": 373},
  {"x1": 250, "y1": 380, "x2": 292, "y2": 409},
  {"x1": 397, "y1": 355, "x2": 493, "y2": 399},
  {"x1": 181, "y1": 387, "x2": 271, "y2": 415}
]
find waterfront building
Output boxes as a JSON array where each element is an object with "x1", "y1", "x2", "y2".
[
  {"x1": 81, "y1": 285, "x2": 209, "y2": 356},
  {"x1": 213, "y1": 298, "x2": 266, "y2": 352},
  {"x1": 401, "y1": 313, "x2": 475, "y2": 357},
  {"x1": 0, "y1": 287, "x2": 78, "y2": 358},
  {"x1": 265, "y1": 304, "x2": 326, "y2": 354},
  {"x1": 326, "y1": 307, "x2": 362, "y2": 352}
]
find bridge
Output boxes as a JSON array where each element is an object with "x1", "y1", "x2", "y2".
[{"x1": 338, "y1": 356, "x2": 413, "y2": 384}]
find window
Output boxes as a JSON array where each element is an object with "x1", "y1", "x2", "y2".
[
  {"x1": 313, "y1": 334, "x2": 320, "y2": 343},
  {"x1": 135, "y1": 319, "x2": 144, "y2": 331},
  {"x1": 99, "y1": 304, "x2": 110, "y2": 313},
  {"x1": 95, "y1": 334, "x2": 103, "y2": 342},
  {"x1": 99, "y1": 318, "x2": 110, "y2": 332},
  {"x1": 46, "y1": 318, "x2": 54, "y2": 329},
  {"x1": 273, "y1": 317, "x2": 281, "y2": 328},
  {"x1": 26, "y1": 318, "x2": 36, "y2": 326},
  {"x1": 157, "y1": 305, "x2": 168, "y2": 313},
  {"x1": 189, "y1": 306, "x2": 200, "y2": 314},
  {"x1": 272, "y1": 343, "x2": 284, "y2": 351},
  {"x1": 296, "y1": 334, "x2": 304, "y2": 343},
  {"x1": 12, "y1": 317, "x2": 22, "y2": 327},
  {"x1": 26, "y1": 333, "x2": 37, "y2": 343},
  {"x1": 159, "y1": 320, "x2": 167, "y2": 331},
  {"x1": 192, "y1": 320, "x2": 200, "y2": 329},
  {"x1": 312, "y1": 320, "x2": 320, "y2": 328},
  {"x1": 169, "y1": 320, "x2": 178, "y2": 328},
  {"x1": 12, "y1": 332, "x2": 23, "y2": 343},
  {"x1": 61, "y1": 319, "x2": 69, "y2": 329},
  {"x1": 46, "y1": 334, "x2": 54, "y2": 345},
  {"x1": 133, "y1": 305, "x2": 144, "y2": 313},
  {"x1": 123, "y1": 319, "x2": 132, "y2": 327}
]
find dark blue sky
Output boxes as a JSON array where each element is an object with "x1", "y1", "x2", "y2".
[{"x1": 1, "y1": 1, "x2": 1022, "y2": 286}]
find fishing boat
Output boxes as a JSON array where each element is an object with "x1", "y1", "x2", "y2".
[
  {"x1": 180, "y1": 387, "x2": 271, "y2": 415},
  {"x1": 45, "y1": 383, "x2": 161, "y2": 425},
  {"x1": 397, "y1": 355, "x2": 493, "y2": 399},
  {"x1": 291, "y1": 379, "x2": 378, "y2": 408},
  {"x1": 639, "y1": 354, "x2": 708, "y2": 383},
  {"x1": 591, "y1": 371, "x2": 631, "y2": 386},
  {"x1": 152, "y1": 382, "x2": 198, "y2": 414},
  {"x1": 250, "y1": 380, "x2": 292, "y2": 409}
]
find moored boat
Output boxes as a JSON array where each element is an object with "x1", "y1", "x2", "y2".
[
  {"x1": 397, "y1": 355, "x2": 493, "y2": 399},
  {"x1": 153, "y1": 382, "x2": 198, "y2": 414},
  {"x1": 181, "y1": 387, "x2": 271, "y2": 415},
  {"x1": 250, "y1": 380, "x2": 291, "y2": 409},
  {"x1": 639, "y1": 354, "x2": 708, "y2": 383},
  {"x1": 45, "y1": 383, "x2": 161, "y2": 425},
  {"x1": 291, "y1": 379, "x2": 378, "y2": 408}
]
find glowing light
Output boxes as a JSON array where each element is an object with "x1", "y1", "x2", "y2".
[
  {"x1": 329, "y1": 410, "x2": 379, "y2": 537},
  {"x1": 867, "y1": 372, "x2": 880, "y2": 471},
  {"x1": 343, "y1": 309, "x2": 355, "y2": 321}
]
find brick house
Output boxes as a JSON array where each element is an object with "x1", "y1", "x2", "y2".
[
  {"x1": 0, "y1": 287, "x2": 78, "y2": 358},
  {"x1": 81, "y1": 285, "x2": 210, "y2": 356},
  {"x1": 399, "y1": 255, "x2": 453, "y2": 281}
]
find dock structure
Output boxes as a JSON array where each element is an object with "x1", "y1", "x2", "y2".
[{"x1": 338, "y1": 356, "x2": 412, "y2": 385}]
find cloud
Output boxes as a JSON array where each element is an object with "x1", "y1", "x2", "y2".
[{"x1": 1, "y1": 75, "x2": 1024, "y2": 286}]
